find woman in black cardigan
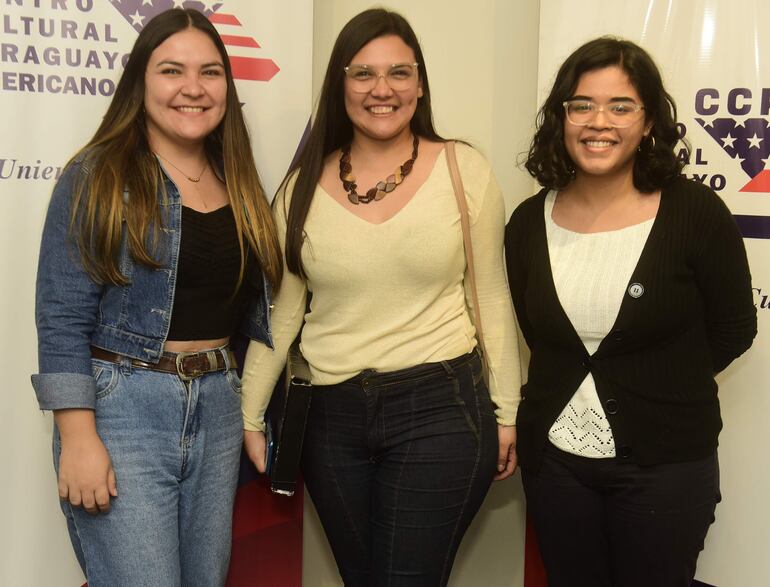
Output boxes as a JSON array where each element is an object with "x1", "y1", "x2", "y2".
[{"x1": 505, "y1": 37, "x2": 756, "y2": 587}]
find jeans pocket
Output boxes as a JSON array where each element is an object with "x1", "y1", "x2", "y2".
[
  {"x1": 451, "y1": 372, "x2": 480, "y2": 440},
  {"x1": 471, "y1": 352, "x2": 485, "y2": 387},
  {"x1": 92, "y1": 359, "x2": 119, "y2": 399},
  {"x1": 225, "y1": 368, "x2": 243, "y2": 395}
]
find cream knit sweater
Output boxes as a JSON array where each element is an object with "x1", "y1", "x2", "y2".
[{"x1": 242, "y1": 144, "x2": 520, "y2": 432}]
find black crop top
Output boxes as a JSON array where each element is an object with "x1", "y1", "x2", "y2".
[{"x1": 167, "y1": 205, "x2": 260, "y2": 340}]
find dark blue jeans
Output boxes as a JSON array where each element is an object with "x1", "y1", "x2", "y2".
[
  {"x1": 302, "y1": 351, "x2": 498, "y2": 587},
  {"x1": 522, "y1": 443, "x2": 720, "y2": 587}
]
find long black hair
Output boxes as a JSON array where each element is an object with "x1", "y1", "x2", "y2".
[
  {"x1": 283, "y1": 8, "x2": 444, "y2": 277},
  {"x1": 525, "y1": 36, "x2": 686, "y2": 192}
]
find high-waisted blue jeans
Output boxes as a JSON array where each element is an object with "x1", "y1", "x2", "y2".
[
  {"x1": 53, "y1": 352, "x2": 243, "y2": 587},
  {"x1": 302, "y1": 350, "x2": 498, "y2": 587}
]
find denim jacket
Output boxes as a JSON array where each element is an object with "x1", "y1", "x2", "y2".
[{"x1": 31, "y1": 160, "x2": 273, "y2": 411}]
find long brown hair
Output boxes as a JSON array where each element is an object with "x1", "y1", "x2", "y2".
[
  {"x1": 283, "y1": 8, "x2": 445, "y2": 278},
  {"x1": 69, "y1": 8, "x2": 282, "y2": 289}
]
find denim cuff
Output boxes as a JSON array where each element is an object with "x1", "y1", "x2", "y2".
[{"x1": 31, "y1": 372, "x2": 96, "y2": 411}]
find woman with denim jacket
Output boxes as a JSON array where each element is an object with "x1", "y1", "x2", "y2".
[{"x1": 30, "y1": 9, "x2": 281, "y2": 586}]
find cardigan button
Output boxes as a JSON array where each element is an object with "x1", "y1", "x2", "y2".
[
  {"x1": 618, "y1": 445, "x2": 633, "y2": 459},
  {"x1": 581, "y1": 358, "x2": 591, "y2": 369},
  {"x1": 604, "y1": 398, "x2": 619, "y2": 415},
  {"x1": 611, "y1": 329, "x2": 625, "y2": 342}
]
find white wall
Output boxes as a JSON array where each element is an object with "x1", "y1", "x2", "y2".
[{"x1": 303, "y1": 2, "x2": 541, "y2": 585}]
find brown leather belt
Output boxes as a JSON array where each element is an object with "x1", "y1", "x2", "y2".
[{"x1": 91, "y1": 346, "x2": 237, "y2": 381}]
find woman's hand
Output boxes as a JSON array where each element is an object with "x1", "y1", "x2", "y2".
[
  {"x1": 493, "y1": 424, "x2": 518, "y2": 481},
  {"x1": 244, "y1": 429, "x2": 268, "y2": 473},
  {"x1": 55, "y1": 409, "x2": 117, "y2": 515}
]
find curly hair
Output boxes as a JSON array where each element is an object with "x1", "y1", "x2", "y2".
[{"x1": 525, "y1": 36, "x2": 687, "y2": 192}]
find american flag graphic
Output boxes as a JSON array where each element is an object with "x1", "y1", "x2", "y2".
[
  {"x1": 696, "y1": 116, "x2": 770, "y2": 192},
  {"x1": 109, "y1": 0, "x2": 280, "y2": 82}
]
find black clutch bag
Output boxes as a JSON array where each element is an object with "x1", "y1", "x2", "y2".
[{"x1": 267, "y1": 341, "x2": 312, "y2": 496}]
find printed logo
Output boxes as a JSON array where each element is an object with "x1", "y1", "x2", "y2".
[
  {"x1": 109, "y1": 0, "x2": 279, "y2": 82},
  {"x1": 694, "y1": 88, "x2": 770, "y2": 193},
  {"x1": 1, "y1": 0, "x2": 279, "y2": 182},
  {"x1": 677, "y1": 87, "x2": 770, "y2": 239}
]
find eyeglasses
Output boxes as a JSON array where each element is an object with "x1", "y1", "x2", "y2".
[
  {"x1": 343, "y1": 62, "x2": 419, "y2": 93},
  {"x1": 563, "y1": 99, "x2": 645, "y2": 128}
]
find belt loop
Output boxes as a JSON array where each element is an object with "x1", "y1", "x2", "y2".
[
  {"x1": 119, "y1": 355, "x2": 132, "y2": 375},
  {"x1": 440, "y1": 360, "x2": 454, "y2": 378},
  {"x1": 221, "y1": 348, "x2": 232, "y2": 371}
]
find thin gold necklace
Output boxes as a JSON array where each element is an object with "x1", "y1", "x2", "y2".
[{"x1": 155, "y1": 153, "x2": 209, "y2": 183}]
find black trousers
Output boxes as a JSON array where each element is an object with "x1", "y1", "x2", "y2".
[
  {"x1": 302, "y1": 351, "x2": 498, "y2": 587},
  {"x1": 522, "y1": 443, "x2": 720, "y2": 587}
]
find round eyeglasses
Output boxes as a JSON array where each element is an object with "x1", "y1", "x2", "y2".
[
  {"x1": 563, "y1": 100, "x2": 645, "y2": 128},
  {"x1": 344, "y1": 62, "x2": 419, "y2": 93}
]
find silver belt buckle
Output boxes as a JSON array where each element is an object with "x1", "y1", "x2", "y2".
[{"x1": 175, "y1": 351, "x2": 203, "y2": 382}]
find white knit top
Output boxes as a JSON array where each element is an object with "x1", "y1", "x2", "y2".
[
  {"x1": 544, "y1": 190, "x2": 654, "y2": 458},
  {"x1": 241, "y1": 144, "x2": 521, "y2": 432}
]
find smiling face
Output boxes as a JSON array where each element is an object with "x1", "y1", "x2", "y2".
[
  {"x1": 343, "y1": 34, "x2": 423, "y2": 143},
  {"x1": 564, "y1": 65, "x2": 651, "y2": 181},
  {"x1": 143, "y1": 27, "x2": 227, "y2": 152}
]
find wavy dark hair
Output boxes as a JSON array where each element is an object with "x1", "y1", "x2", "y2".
[
  {"x1": 68, "y1": 8, "x2": 282, "y2": 289},
  {"x1": 525, "y1": 36, "x2": 687, "y2": 192},
  {"x1": 283, "y1": 8, "x2": 445, "y2": 277}
]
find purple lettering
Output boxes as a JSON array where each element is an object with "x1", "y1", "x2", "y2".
[
  {"x1": 105, "y1": 23, "x2": 117, "y2": 43},
  {"x1": 1, "y1": 71, "x2": 17, "y2": 91},
  {"x1": 18, "y1": 72, "x2": 34, "y2": 92},
  {"x1": 64, "y1": 48, "x2": 79, "y2": 67},
  {"x1": 19, "y1": 15, "x2": 32, "y2": 35},
  {"x1": 103, "y1": 51, "x2": 118, "y2": 69},
  {"x1": 4, "y1": 14, "x2": 19, "y2": 34},
  {"x1": 727, "y1": 88, "x2": 751, "y2": 115},
  {"x1": 62, "y1": 75, "x2": 78, "y2": 94},
  {"x1": 83, "y1": 21, "x2": 97, "y2": 41},
  {"x1": 23, "y1": 44, "x2": 39, "y2": 65},
  {"x1": 709, "y1": 174, "x2": 726, "y2": 191},
  {"x1": 46, "y1": 74, "x2": 61, "y2": 93},
  {"x1": 1, "y1": 43, "x2": 18, "y2": 63},
  {"x1": 39, "y1": 17, "x2": 54, "y2": 37},
  {"x1": 84, "y1": 50, "x2": 98, "y2": 68},
  {"x1": 695, "y1": 89, "x2": 718, "y2": 115},
  {"x1": 61, "y1": 19, "x2": 76, "y2": 39},
  {"x1": 43, "y1": 46, "x2": 59, "y2": 66}
]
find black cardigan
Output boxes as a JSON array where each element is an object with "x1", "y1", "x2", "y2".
[{"x1": 505, "y1": 177, "x2": 757, "y2": 468}]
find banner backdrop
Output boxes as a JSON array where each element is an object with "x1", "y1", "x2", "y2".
[
  {"x1": 533, "y1": 1, "x2": 770, "y2": 586},
  {"x1": 1, "y1": 1, "x2": 311, "y2": 585}
]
